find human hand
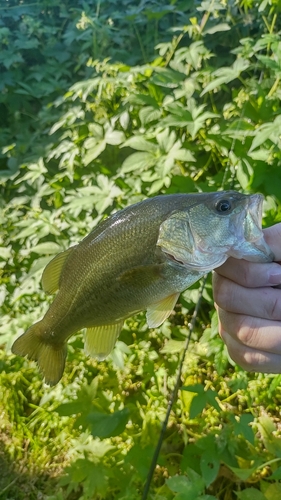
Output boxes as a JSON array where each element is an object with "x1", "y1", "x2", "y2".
[{"x1": 213, "y1": 223, "x2": 281, "y2": 373}]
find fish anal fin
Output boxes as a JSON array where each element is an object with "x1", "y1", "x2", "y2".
[
  {"x1": 41, "y1": 246, "x2": 77, "y2": 294},
  {"x1": 84, "y1": 322, "x2": 124, "y2": 360},
  {"x1": 146, "y1": 293, "x2": 180, "y2": 328}
]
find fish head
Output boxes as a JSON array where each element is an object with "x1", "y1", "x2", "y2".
[
  {"x1": 188, "y1": 191, "x2": 274, "y2": 264},
  {"x1": 158, "y1": 191, "x2": 274, "y2": 272}
]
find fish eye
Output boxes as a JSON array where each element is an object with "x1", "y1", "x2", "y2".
[{"x1": 215, "y1": 199, "x2": 232, "y2": 213}]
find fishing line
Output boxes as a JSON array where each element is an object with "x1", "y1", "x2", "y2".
[
  {"x1": 142, "y1": 15, "x2": 266, "y2": 498},
  {"x1": 142, "y1": 275, "x2": 207, "y2": 500}
]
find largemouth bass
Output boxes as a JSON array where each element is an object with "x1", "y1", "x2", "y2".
[{"x1": 12, "y1": 191, "x2": 274, "y2": 385}]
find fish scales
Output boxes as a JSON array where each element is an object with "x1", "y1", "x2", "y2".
[{"x1": 12, "y1": 191, "x2": 274, "y2": 385}]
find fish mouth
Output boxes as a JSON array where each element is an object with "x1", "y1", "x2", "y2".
[{"x1": 230, "y1": 194, "x2": 274, "y2": 263}]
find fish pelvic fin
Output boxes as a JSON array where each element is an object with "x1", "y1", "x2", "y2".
[
  {"x1": 146, "y1": 292, "x2": 180, "y2": 328},
  {"x1": 84, "y1": 321, "x2": 124, "y2": 360},
  {"x1": 11, "y1": 322, "x2": 67, "y2": 386},
  {"x1": 41, "y1": 246, "x2": 77, "y2": 294}
]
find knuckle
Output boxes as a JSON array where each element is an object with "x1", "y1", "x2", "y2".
[
  {"x1": 239, "y1": 350, "x2": 263, "y2": 371},
  {"x1": 226, "y1": 340, "x2": 262, "y2": 371},
  {"x1": 267, "y1": 295, "x2": 281, "y2": 320},
  {"x1": 213, "y1": 274, "x2": 234, "y2": 309},
  {"x1": 236, "y1": 316, "x2": 259, "y2": 348},
  {"x1": 226, "y1": 342, "x2": 251, "y2": 370},
  {"x1": 240, "y1": 263, "x2": 256, "y2": 288},
  {"x1": 259, "y1": 289, "x2": 281, "y2": 321}
]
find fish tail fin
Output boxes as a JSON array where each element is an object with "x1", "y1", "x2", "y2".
[{"x1": 12, "y1": 322, "x2": 67, "y2": 386}]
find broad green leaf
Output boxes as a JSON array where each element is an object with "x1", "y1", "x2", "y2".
[
  {"x1": 236, "y1": 159, "x2": 253, "y2": 189},
  {"x1": 181, "y1": 385, "x2": 220, "y2": 418},
  {"x1": 121, "y1": 151, "x2": 156, "y2": 173},
  {"x1": 55, "y1": 401, "x2": 92, "y2": 416},
  {"x1": 0, "y1": 247, "x2": 12, "y2": 260},
  {"x1": 249, "y1": 117, "x2": 281, "y2": 152},
  {"x1": 166, "y1": 470, "x2": 204, "y2": 498},
  {"x1": 31, "y1": 242, "x2": 62, "y2": 255},
  {"x1": 228, "y1": 466, "x2": 257, "y2": 481},
  {"x1": 268, "y1": 465, "x2": 281, "y2": 480},
  {"x1": 105, "y1": 129, "x2": 125, "y2": 145},
  {"x1": 86, "y1": 408, "x2": 130, "y2": 439},
  {"x1": 262, "y1": 483, "x2": 281, "y2": 500},
  {"x1": 139, "y1": 106, "x2": 161, "y2": 126},
  {"x1": 203, "y1": 23, "x2": 230, "y2": 35},
  {"x1": 83, "y1": 139, "x2": 106, "y2": 165},
  {"x1": 236, "y1": 488, "x2": 267, "y2": 500},
  {"x1": 122, "y1": 136, "x2": 158, "y2": 153},
  {"x1": 161, "y1": 340, "x2": 185, "y2": 354},
  {"x1": 200, "y1": 452, "x2": 220, "y2": 487},
  {"x1": 234, "y1": 414, "x2": 255, "y2": 445},
  {"x1": 151, "y1": 67, "x2": 186, "y2": 87},
  {"x1": 201, "y1": 59, "x2": 249, "y2": 95},
  {"x1": 248, "y1": 149, "x2": 270, "y2": 161}
]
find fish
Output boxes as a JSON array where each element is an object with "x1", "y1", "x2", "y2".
[{"x1": 11, "y1": 191, "x2": 274, "y2": 385}]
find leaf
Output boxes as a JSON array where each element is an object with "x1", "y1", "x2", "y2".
[
  {"x1": 181, "y1": 385, "x2": 220, "y2": 418},
  {"x1": 234, "y1": 414, "x2": 255, "y2": 445},
  {"x1": 249, "y1": 117, "x2": 281, "y2": 152},
  {"x1": 228, "y1": 466, "x2": 257, "y2": 481},
  {"x1": 55, "y1": 379, "x2": 99, "y2": 416},
  {"x1": 83, "y1": 139, "x2": 106, "y2": 165},
  {"x1": 161, "y1": 340, "x2": 185, "y2": 354},
  {"x1": 124, "y1": 444, "x2": 155, "y2": 481},
  {"x1": 236, "y1": 159, "x2": 253, "y2": 189},
  {"x1": 120, "y1": 151, "x2": 156, "y2": 173},
  {"x1": 80, "y1": 408, "x2": 130, "y2": 439},
  {"x1": 236, "y1": 488, "x2": 267, "y2": 500},
  {"x1": 201, "y1": 59, "x2": 249, "y2": 95},
  {"x1": 203, "y1": 23, "x2": 231, "y2": 35},
  {"x1": 31, "y1": 242, "x2": 62, "y2": 255},
  {"x1": 166, "y1": 470, "x2": 205, "y2": 498},
  {"x1": 151, "y1": 67, "x2": 186, "y2": 87},
  {"x1": 268, "y1": 465, "x2": 281, "y2": 480},
  {"x1": 56, "y1": 401, "x2": 92, "y2": 416},
  {"x1": 263, "y1": 482, "x2": 281, "y2": 499},
  {"x1": 122, "y1": 136, "x2": 158, "y2": 153},
  {"x1": 105, "y1": 129, "x2": 125, "y2": 145},
  {"x1": 200, "y1": 452, "x2": 220, "y2": 487},
  {"x1": 139, "y1": 106, "x2": 161, "y2": 126}
]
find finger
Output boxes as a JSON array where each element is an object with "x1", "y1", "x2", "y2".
[
  {"x1": 217, "y1": 307, "x2": 281, "y2": 355},
  {"x1": 213, "y1": 275, "x2": 281, "y2": 320},
  {"x1": 214, "y1": 222, "x2": 281, "y2": 288},
  {"x1": 263, "y1": 222, "x2": 281, "y2": 261},
  {"x1": 220, "y1": 329, "x2": 281, "y2": 373},
  {"x1": 214, "y1": 259, "x2": 281, "y2": 288}
]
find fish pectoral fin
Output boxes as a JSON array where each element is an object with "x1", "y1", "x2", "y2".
[
  {"x1": 146, "y1": 292, "x2": 180, "y2": 328},
  {"x1": 84, "y1": 321, "x2": 124, "y2": 360},
  {"x1": 118, "y1": 264, "x2": 164, "y2": 288},
  {"x1": 41, "y1": 246, "x2": 77, "y2": 294}
]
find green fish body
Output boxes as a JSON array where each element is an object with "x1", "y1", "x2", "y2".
[{"x1": 12, "y1": 191, "x2": 274, "y2": 385}]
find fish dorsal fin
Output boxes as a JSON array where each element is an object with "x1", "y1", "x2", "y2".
[
  {"x1": 84, "y1": 321, "x2": 124, "y2": 360},
  {"x1": 41, "y1": 246, "x2": 77, "y2": 294},
  {"x1": 146, "y1": 292, "x2": 180, "y2": 328}
]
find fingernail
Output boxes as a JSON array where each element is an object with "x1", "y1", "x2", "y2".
[{"x1": 269, "y1": 268, "x2": 281, "y2": 285}]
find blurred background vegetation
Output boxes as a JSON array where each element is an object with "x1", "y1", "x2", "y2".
[{"x1": 1, "y1": 0, "x2": 281, "y2": 498}]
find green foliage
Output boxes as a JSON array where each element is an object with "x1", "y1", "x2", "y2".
[{"x1": 1, "y1": 0, "x2": 281, "y2": 499}]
